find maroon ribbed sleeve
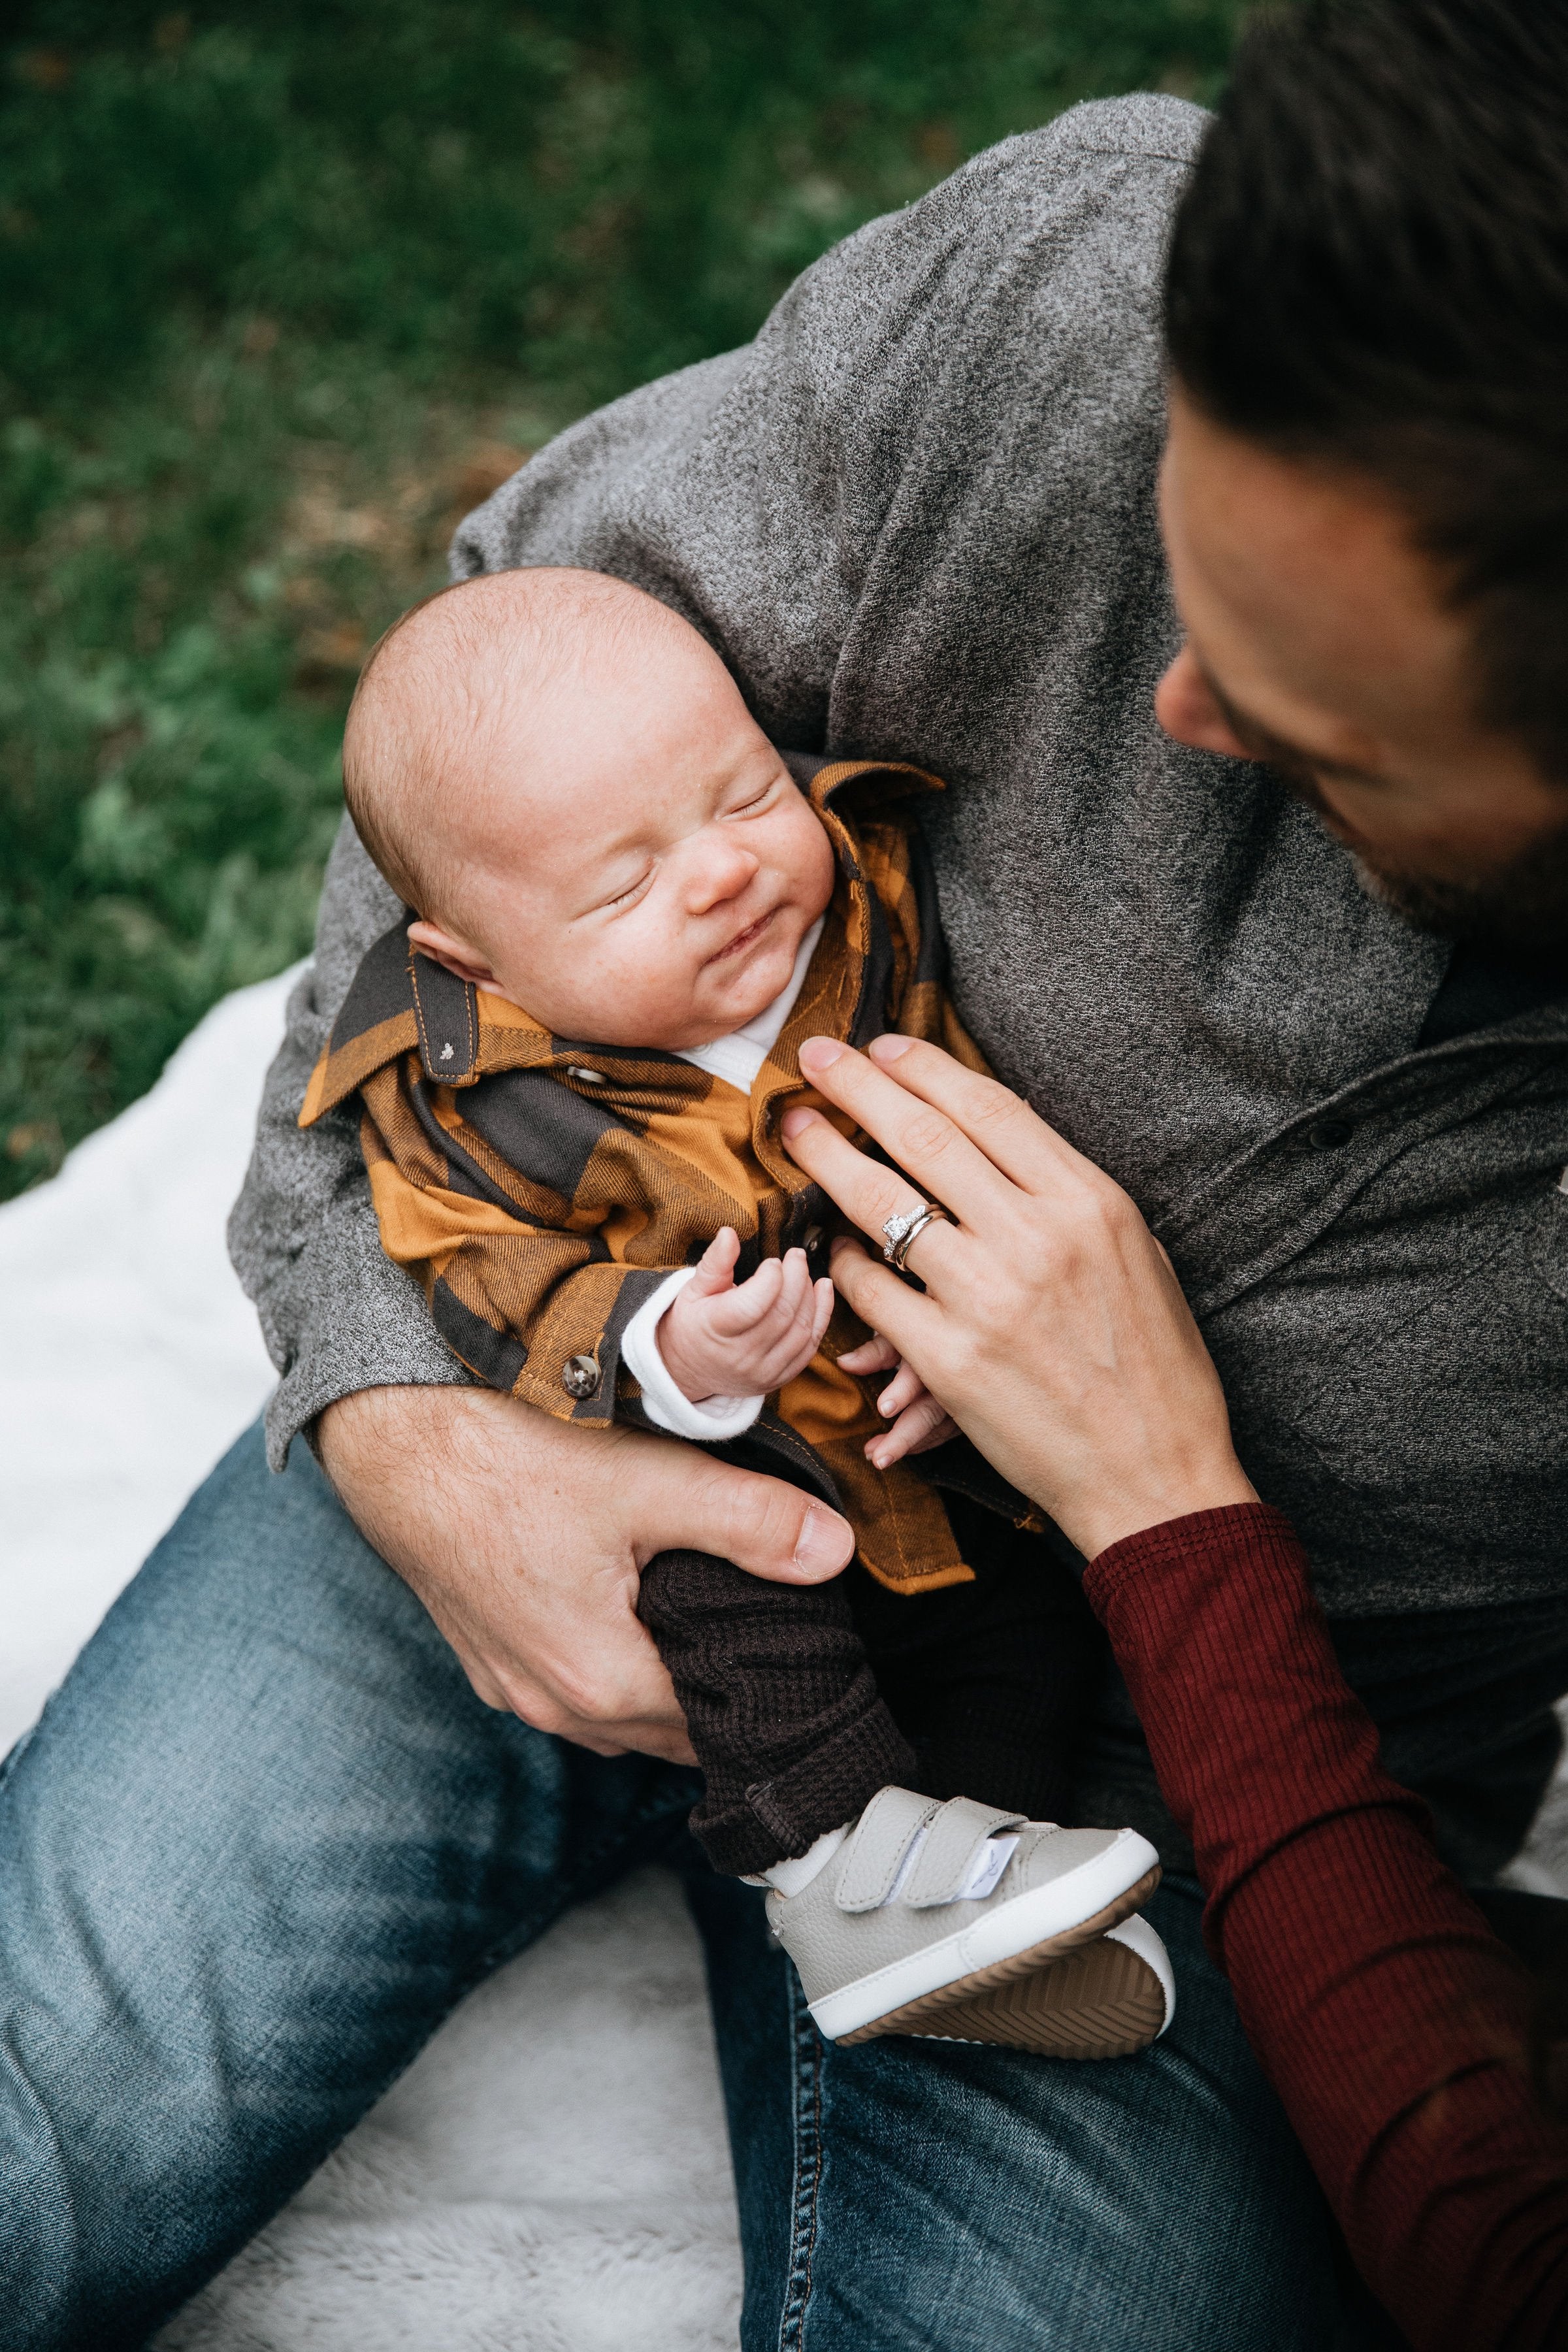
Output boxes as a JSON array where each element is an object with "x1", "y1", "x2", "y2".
[{"x1": 1083, "y1": 1503, "x2": 1568, "y2": 2352}]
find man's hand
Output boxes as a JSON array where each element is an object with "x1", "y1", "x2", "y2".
[
  {"x1": 658, "y1": 1228, "x2": 834, "y2": 1402},
  {"x1": 318, "y1": 1382, "x2": 855, "y2": 1760}
]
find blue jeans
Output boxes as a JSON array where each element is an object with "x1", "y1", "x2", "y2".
[{"x1": 0, "y1": 1427, "x2": 1367, "y2": 2349}]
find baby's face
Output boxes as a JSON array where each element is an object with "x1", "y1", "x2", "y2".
[{"x1": 437, "y1": 634, "x2": 836, "y2": 1050}]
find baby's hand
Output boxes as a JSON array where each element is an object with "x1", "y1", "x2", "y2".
[
  {"x1": 838, "y1": 1331, "x2": 958, "y2": 1471},
  {"x1": 659, "y1": 1229, "x2": 835, "y2": 1404}
]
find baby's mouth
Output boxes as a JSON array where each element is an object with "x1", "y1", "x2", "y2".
[{"x1": 708, "y1": 907, "x2": 777, "y2": 964}]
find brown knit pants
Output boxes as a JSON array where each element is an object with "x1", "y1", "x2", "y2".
[{"x1": 636, "y1": 1494, "x2": 1105, "y2": 1877}]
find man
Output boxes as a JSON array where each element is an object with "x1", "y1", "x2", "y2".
[{"x1": 5, "y1": 3, "x2": 1566, "y2": 2343}]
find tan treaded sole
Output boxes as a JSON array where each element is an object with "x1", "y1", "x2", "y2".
[
  {"x1": 912, "y1": 1931, "x2": 1169, "y2": 2059},
  {"x1": 836, "y1": 1864, "x2": 1162, "y2": 2050}
]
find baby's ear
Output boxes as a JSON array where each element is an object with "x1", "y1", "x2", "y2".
[{"x1": 406, "y1": 919, "x2": 500, "y2": 991}]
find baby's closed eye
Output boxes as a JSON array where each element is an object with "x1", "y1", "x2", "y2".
[{"x1": 590, "y1": 862, "x2": 656, "y2": 917}]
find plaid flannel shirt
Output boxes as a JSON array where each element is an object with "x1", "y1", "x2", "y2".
[{"x1": 301, "y1": 755, "x2": 1037, "y2": 1593}]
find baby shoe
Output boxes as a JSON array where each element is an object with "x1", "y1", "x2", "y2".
[
  {"x1": 906, "y1": 1912, "x2": 1175, "y2": 2059},
  {"x1": 762, "y1": 1786, "x2": 1162, "y2": 2049}
]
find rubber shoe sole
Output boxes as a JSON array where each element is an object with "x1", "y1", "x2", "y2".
[
  {"x1": 903, "y1": 1914, "x2": 1175, "y2": 2058},
  {"x1": 821, "y1": 1848, "x2": 1161, "y2": 2046}
]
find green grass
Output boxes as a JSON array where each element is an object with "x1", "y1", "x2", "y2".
[{"x1": 0, "y1": 0, "x2": 1243, "y2": 1197}]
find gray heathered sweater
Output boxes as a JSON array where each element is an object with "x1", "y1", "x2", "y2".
[{"x1": 231, "y1": 96, "x2": 1568, "y2": 1873}]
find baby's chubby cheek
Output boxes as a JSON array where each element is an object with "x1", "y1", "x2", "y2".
[
  {"x1": 556, "y1": 934, "x2": 706, "y2": 1048},
  {"x1": 610, "y1": 945, "x2": 704, "y2": 1039},
  {"x1": 791, "y1": 804, "x2": 838, "y2": 913}
]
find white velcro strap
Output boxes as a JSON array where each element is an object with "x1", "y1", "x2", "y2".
[
  {"x1": 904, "y1": 1797, "x2": 1028, "y2": 1910},
  {"x1": 834, "y1": 1788, "x2": 943, "y2": 1914}
]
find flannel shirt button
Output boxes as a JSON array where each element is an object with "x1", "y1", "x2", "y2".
[
  {"x1": 561, "y1": 1354, "x2": 601, "y2": 1399},
  {"x1": 566, "y1": 1065, "x2": 606, "y2": 1086}
]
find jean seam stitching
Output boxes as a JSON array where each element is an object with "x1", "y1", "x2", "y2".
[{"x1": 777, "y1": 1969, "x2": 824, "y2": 2351}]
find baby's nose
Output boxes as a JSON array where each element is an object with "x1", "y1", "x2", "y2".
[{"x1": 689, "y1": 839, "x2": 759, "y2": 910}]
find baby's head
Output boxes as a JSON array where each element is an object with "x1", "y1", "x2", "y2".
[{"x1": 342, "y1": 568, "x2": 835, "y2": 1049}]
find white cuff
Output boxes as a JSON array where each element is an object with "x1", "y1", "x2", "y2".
[{"x1": 619, "y1": 1267, "x2": 766, "y2": 1442}]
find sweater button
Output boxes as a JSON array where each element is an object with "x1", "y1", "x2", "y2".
[
  {"x1": 561, "y1": 1354, "x2": 601, "y2": 1399},
  {"x1": 1308, "y1": 1117, "x2": 1354, "y2": 1150},
  {"x1": 804, "y1": 1226, "x2": 825, "y2": 1253},
  {"x1": 566, "y1": 1065, "x2": 606, "y2": 1086}
]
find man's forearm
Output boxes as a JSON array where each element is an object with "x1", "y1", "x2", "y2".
[
  {"x1": 317, "y1": 1383, "x2": 694, "y2": 1752},
  {"x1": 316, "y1": 1382, "x2": 853, "y2": 1761}
]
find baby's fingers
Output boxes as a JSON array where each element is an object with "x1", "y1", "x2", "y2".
[
  {"x1": 838, "y1": 1331, "x2": 899, "y2": 1377},
  {"x1": 705, "y1": 1253, "x2": 783, "y2": 1335},
  {"x1": 763, "y1": 1272, "x2": 834, "y2": 1374},
  {"x1": 776, "y1": 1247, "x2": 813, "y2": 1325},
  {"x1": 687, "y1": 1226, "x2": 742, "y2": 1299},
  {"x1": 866, "y1": 1394, "x2": 958, "y2": 1471},
  {"x1": 875, "y1": 1360, "x2": 927, "y2": 1419},
  {"x1": 750, "y1": 1255, "x2": 820, "y2": 1362}
]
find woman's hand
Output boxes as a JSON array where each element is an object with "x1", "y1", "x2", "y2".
[{"x1": 781, "y1": 1034, "x2": 1258, "y2": 1560}]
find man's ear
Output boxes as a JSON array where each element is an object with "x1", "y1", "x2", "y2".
[
  {"x1": 1153, "y1": 644, "x2": 1255, "y2": 761},
  {"x1": 406, "y1": 919, "x2": 507, "y2": 994}
]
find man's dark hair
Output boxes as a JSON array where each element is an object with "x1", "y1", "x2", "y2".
[{"x1": 1166, "y1": 0, "x2": 1568, "y2": 779}]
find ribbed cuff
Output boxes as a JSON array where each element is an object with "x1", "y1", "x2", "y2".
[
  {"x1": 1081, "y1": 1500, "x2": 1423, "y2": 1934},
  {"x1": 691, "y1": 1704, "x2": 917, "y2": 1876},
  {"x1": 1085, "y1": 1499, "x2": 1305, "y2": 1592},
  {"x1": 1085, "y1": 1511, "x2": 1568, "y2": 2352}
]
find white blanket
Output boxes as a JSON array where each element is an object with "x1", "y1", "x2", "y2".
[{"x1": 0, "y1": 974, "x2": 742, "y2": 2351}]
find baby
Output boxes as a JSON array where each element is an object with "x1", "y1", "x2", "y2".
[{"x1": 302, "y1": 566, "x2": 1173, "y2": 2055}]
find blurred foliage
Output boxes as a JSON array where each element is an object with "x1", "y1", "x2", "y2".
[{"x1": 0, "y1": 0, "x2": 1243, "y2": 1196}]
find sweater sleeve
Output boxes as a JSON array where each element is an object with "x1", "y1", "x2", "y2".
[
  {"x1": 1083, "y1": 1504, "x2": 1568, "y2": 2352},
  {"x1": 227, "y1": 820, "x2": 475, "y2": 1470}
]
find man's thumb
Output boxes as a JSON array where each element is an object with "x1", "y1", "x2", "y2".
[{"x1": 660, "y1": 1456, "x2": 855, "y2": 1585}]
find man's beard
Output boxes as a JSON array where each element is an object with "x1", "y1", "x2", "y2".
[
  {"x1": 1353, "y1": 841, "x2": 1568, "y2": 964},
  {"x1": 1281, "y1": 770, "x2": 1568, "y2": 968}
]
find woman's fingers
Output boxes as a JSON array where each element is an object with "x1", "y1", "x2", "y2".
[
  {"x1": 781, "y1": 1105, "x2": 968, "y2": 1281},
  {"x1": 902, "y1": 1407, "x2": 958, "y2": 1456},
  {"x1": 875, "y1": 1359, "x2": 925, "y2": 1417},
  {"x1": 863, "y1": 1034, "x2": 1096, "y2": 1194},
  {"x1": 790, "y1": 1039, "x2": 1021, "y2": 1226},
  {"x1": 867, "y1": 1393, "x2": 957, "y2": 1470},
  {"x1": 827, "y1": 1237, "x2": 939, "y2": 1364}
]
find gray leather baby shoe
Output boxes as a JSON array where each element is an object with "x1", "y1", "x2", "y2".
[{"x1": 767, "y1": 1786, "x2": 1163, "y2": 2049}]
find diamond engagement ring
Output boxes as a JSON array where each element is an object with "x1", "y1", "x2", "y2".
[{"x1": 881, "y1": 1201, "x2": 952, "y2": 1271}]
